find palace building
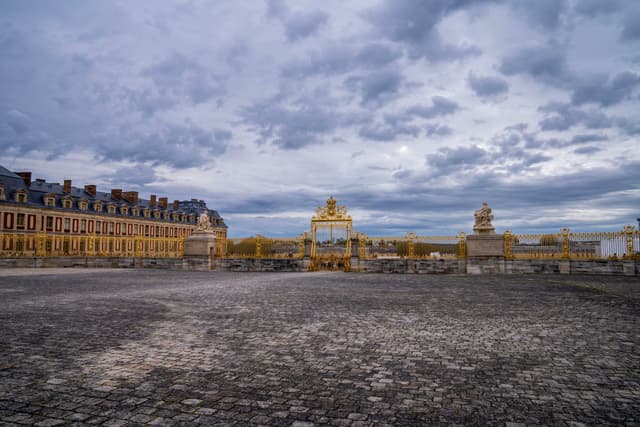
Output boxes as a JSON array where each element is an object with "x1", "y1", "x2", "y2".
[{"x1": 0, "y1": 165, "x2": 227, "y2": 258}]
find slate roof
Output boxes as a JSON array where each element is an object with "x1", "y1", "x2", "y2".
[{"x1": 0, "y1": 165, "x2": 226, "y2": 227}]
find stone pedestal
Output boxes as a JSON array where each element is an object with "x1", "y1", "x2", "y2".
[
  {"x1": 183, "y1": 231, "x2": 216, "y2": 271},
  {"x1": 467, "y1": 234, "x2": 504, "y2": 257}
]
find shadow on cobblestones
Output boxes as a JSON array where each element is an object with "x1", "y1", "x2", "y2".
[{"x1": 0, "y1": 270, "x2": 639, "y2": 426}]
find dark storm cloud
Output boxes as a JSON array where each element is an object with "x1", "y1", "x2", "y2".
[
  {"x1": 111, "y1": 165, "x2": 160, "y2": 187},
  {"x1": 283, "y1": 11, "x2": 328, "y2": 41},
  {"x1": 242, "y1": 95, "x2": 344, "y2": 149},
  {"x1": 570, "y1": 134, "x2": 608, "y2": 144},
  {"x1": 357, "y1": 43, "x2": 404, "y2": 68},
  {"x1": 266, "y1": 0, "x2": 328, "y2": 42},
  {"x1": 281, "y1": 42, "x2": 402, "y2": 78},
  {"x1": 491, "y1": 122, "x2": 607, "y2": 152},
  {"x1": 467, "y1": 72, "x2": 509, "y2": 98},
  {"x1": 620, "y1": 8, "x2": 640, "y2": 41},
  {"x1": 366, "y1": 0, "x2": 484, "y2": 61},
  {"x1": 96, "y1": 122, "x2": 231, "y2": 169},
  {"x1": 426, "y1": 145, "x2": 489, "y2": 173},
  {"x1": 615, "y1": 117, "x2": 640, "y2": 135},
  {"x1": 511, "y1": 0, "x2": 568, "y2": 29},
  {"x1": 500, "y1": 44, "x2": 568, "y2": 83},
  {"x1": 425, "y1": 124, "x2": 453, "y2": 137},
  {"x1": 570, "y1": 71, "x2": 640, "y2": 106},
  {"x1": 358, "y1": 115, "x2": 421, "y2": 142},
  {"x1": 0, "y1": 109, "x2": 52, "y2": 155},
  {"x1": 142, "y1": 52, "x2": 226, "y2": 107},
  {"x1": 407, "y1": 96, "x2": 459, "y2": 119},
  {"x1": 346, "y1": 69, "x2": 405, "y2": 105},
  {"x1": 573, "y1": 146, "x2": 602, "y2": 155},
  {"x1": 573, "y1": 0, "x2": 622, "y2": 17},
  {"x1": 538, "y1": 103, "x2": 613, "y2": 131}
]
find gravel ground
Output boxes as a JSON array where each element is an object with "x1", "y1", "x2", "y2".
[{"x1": 0, "y1": 270, "x2": 639, "y2": 426}]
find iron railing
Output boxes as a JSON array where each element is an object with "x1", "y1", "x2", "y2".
[
  {"x1": 225, "y1": 235, "x2": 304, "y2": 258},
  {"x1": 504, "y1": 226, "x2": 639, "y2": 260}
]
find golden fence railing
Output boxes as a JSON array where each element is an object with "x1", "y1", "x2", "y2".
[
  {"x1": 3, "y1": 227, "x2": 638, "y2": 261},
  {"x1": 0, "y1": 231, "x2": 185, "y2": 258},
  {"x1": 360, "y1": 233, "x2": 466, "y2": 259},
  {"x1": 505, "y1": 226, "x2": 639, "y2": 260},
  {"x1": 225, "y1": 235, "x2": 305, "y2": 258}
]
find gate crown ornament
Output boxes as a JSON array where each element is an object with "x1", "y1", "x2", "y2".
[{"x1": 314, "y1": 196, "x2": 350, "y2": 220}]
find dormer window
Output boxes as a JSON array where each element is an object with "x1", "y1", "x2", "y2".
[
  {"x1": 78, "y1": 199, "x2": 88, "y2": 211},
  {"x1": 132, "y1": 207, "x2": 140, "y2": 217},
  {"x1": 153, "y1": 210, "x2": 161, "y2": 219},
  {"x1": 180, "y1": 214, "x2": 186, "y2": 222},
  {"x1": 63, "y1": 197, "x2": 73, "y2": 209},
  {"x1": 93, "y1": 201, "x2": 102, "y2": 212},
  {"x1": 15, "y1": 189, "x2": 28, "y2": 203},
  {"x1": 188, "y1": 214, "x2": 195, "y2": 223},
  {"x1": 163, "y1": 211, "x2": 170, "y2": 220},
  {"x1": 43, "y1": 194, "x2": 56, "y2": 207},
  {"x1": 107, "y1": 204, "x2": 116, "y2": 214},
  {"x1": 172, "y1": 213, "x2": 180, "y2": 221},
  {"x1": 143, "y1": 208, "x2": 151, "y2": 218},
  {"x1": 120, "y1": 206, "x2": 129, "y2": 215},
  {"x1": 0, "y1": 184, "x2": 5, "y2": 201}
]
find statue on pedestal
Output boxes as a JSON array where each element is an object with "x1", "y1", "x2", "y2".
[
  {"x1": 473, "y1": 202, "x2": 495, "y2": 234},
  {"x1": 196, "y1": 212, "x2": 212, "y2": 232}
]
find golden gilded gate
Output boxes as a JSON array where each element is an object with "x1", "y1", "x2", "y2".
[{"x1": 309, "y1": 196, "x2": 352, "y2": 271}]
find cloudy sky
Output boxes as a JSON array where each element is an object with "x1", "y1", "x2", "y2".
[{"x1": 1, "y1": 0, "x2": 639, "y2": 237}]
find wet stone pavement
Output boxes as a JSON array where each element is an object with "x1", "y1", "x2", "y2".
[{"x1": 0, "y1": 270, "x2": 639, "y2": 426}]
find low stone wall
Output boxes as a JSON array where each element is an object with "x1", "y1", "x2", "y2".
[
  {"x1": 502, "y1": 259, "x2": 636, "y2": 276},
  {"x1": 351, "y1": 258, "x2": 637, "y2": 276},
  {"x1": 0, "y1": 256, "x2": 184, "y2": 269},
  {"x1": 0, "y1": 256, "x2": 636, "y2": 275},
  {"x1": 213, "y1": 257, "x2": 309, "y2": 272},
  {"x1": 353, "y1": 258, "x2": 465, "y2": 274}
]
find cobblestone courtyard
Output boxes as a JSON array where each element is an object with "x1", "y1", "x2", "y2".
[{"x1": 0, "y1": 270, "x2": 639, "y2": 426}]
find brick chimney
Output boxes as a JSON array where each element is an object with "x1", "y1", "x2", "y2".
[
  {"x1": 150, "y1": 194, "x2": 156, "y2": 208},
  {"x1": 84, "y1": 184, "x2": 97, "y2": 197},
  {"x1": 159, "y1": 197, "x2": 168, "y2": 209},
  {"x1": 122, "y1": 191, "x2": 139, "y2": 205},
  {"x1": 63, "y1": 179, "x2": 72, "y2": 193},
  {"x1": 16, "y1": 172, "x2": 32, "y2": 187},
  {"x1": 173, "y1": 199, "x2": 180, "y2": 209},
  {"x1": 111, "y1": 189, "x2": 122, "y2": 200}
]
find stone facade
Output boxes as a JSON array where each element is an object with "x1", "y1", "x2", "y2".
[{"x1": 0, "y1": 165, "x2": 227, "y2": 258}]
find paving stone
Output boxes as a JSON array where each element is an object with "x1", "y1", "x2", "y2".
[{"x1": 0, "y1": 270, "x2": 639, "y2": 425}]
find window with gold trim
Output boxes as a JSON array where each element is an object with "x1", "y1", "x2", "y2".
[
  {"x1": 78, "y1": 199, "x2": 88, "y2": 211},
  {"x1": 107, "y1": 204, "x2": 116, "y2": 214},
  {"x1": 94, "y1": 202, "x2": 103, "y2": 212}
]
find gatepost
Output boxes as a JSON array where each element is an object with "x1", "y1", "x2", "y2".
[
  {"x1": 183, "y1": 213, "x2": 217, "y2": 271},
  {"x1": 466, "y1": 202, "x2": 505, "y2": 274}
]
